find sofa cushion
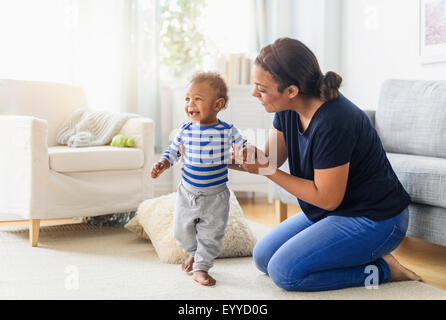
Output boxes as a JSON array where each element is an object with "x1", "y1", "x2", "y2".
[
  {"x1": 48, "y1": 146, "x2": 144, "y2": 173},
  {"x1": 376, "y1": 79, "x2": 446, "y2": 158},
  {"x1": 387, "y1": 152, "x2": 446, "y2": 209}
]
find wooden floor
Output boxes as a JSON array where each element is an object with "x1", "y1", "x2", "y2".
[{"x1": 238, "y1": 197, "x2": 446, "y2": 291}]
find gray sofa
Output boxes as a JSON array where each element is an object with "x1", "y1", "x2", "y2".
[{"x1": 273, "y1": 79, "x2": 446, "y2": 247}]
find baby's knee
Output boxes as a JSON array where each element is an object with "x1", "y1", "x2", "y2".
[{"x1": 174, "y1": 231, "x2": 196, "y2": 252}]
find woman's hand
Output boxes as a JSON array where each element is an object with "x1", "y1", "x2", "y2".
[
  {"x1": 228, "y1": 144, "x2": 245, "y2": 171},
  {"x1": 233, "y1": 144, "x2": 276, "y2": 176}
]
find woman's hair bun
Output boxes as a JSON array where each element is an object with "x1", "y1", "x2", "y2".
[{"x1": 320, "y1": 71, "x2": 342, "y2": 101}]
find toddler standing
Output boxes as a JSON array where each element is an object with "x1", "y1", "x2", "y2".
[{"x1": 151, "y1": 72, "x2": 246, "y2": 286}]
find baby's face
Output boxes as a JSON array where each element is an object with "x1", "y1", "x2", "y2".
[{"x1": 185, "y1": 81, "x2": 224, "y2": 126}]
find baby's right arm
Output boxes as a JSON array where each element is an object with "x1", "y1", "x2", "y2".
[
  {"x1": 151, "y1": 158, "x2": 171, "y2": 179},
  {"x1": 151, "y1": 126, "x2": 184, "y2": 179}
]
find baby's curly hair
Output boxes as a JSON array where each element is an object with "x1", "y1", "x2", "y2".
[{"x1": 190, "y1": 71, "x2": 229, "y2": 108}]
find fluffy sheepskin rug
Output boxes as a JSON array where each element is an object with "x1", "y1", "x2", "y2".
[{"x1": 125, "y1": 190, "x2": 258, "y2": 264}]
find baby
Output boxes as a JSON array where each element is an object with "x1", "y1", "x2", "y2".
[{"x1": 151, "y1": 72, "x2": 246, "y2": 286}]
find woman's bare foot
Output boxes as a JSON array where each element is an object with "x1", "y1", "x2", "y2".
[
  {"x1": 181, "y1": 256, "x2": 194, "y2": 273},
  {"x1": 382, "y1": 254, "x2": 422, "y2": 282},
  {"x1": 193, "y1": 270, "x2": 216, "y2": 286}
]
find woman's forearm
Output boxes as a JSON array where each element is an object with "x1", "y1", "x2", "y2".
[{"x1": 267, "y1": 169, "x2": 333, "y2": 211}]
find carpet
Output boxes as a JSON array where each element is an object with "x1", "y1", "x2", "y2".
[{"x1": 1, "y1": 221, "x2": 445, "y2": 300}]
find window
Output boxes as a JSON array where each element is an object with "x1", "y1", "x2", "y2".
[
  {"x1": 160, "y1": 0, "x2": 257, "y2": 82},
  {"x1": 199, "y1": 0, "x2": 256, "y2": 55}
]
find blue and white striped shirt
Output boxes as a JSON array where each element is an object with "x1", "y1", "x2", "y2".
[{"x1": 162, "y1": 120, "x2": 246, "y2": 188}]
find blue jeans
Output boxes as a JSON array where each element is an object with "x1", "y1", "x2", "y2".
[{"x1": 253, "y1": 208, "x2": 409, "y2": 292}]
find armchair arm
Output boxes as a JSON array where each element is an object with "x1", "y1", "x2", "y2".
[
  {"x1": 363, "y1": 109, "x2": 376, "y2": 127},
  {"x1": 119, "y1": 117, "x2": 155, "y2": 198},
  {"x1": 0, "y1": 116, "x2": 49, "y2": 220}
]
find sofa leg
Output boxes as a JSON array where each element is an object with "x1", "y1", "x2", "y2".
[
  {"x1": 274, "y1": 200, "x2": 287, "y2": 224},
  {"x1": 29, "y1": 219, "x2": 40, "y2": 247}
]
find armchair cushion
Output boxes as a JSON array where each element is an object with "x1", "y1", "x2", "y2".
[{"x1": 48, "y1": 146, "x2": 144, "y2": 173}]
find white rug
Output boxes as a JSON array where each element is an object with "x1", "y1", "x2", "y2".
[{"x1": 1, "y1": 221, "x2": 445, "y2": 300}]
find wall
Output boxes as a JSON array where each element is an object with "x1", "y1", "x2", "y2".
[
  {"x1": 294, "y1": 0, "x2": 342, "y2": 74},
  {"x1": 340, "y1": 0, "x2": 446, "y2": 110}
]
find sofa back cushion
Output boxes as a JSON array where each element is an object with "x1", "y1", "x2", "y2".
[
  {"x1": 0, "y1": 79, "x2": 87, "y2": 146},
  {"x1": 376, "y1": 79, "x2": 446, "y2": 158}
]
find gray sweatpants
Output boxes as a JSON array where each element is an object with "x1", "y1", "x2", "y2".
[{"x1": 173, "y1": 181, "x2": 230, "y2": 272}]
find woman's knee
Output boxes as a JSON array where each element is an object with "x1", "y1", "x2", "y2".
[
  {"x1": 252, "y1": 241, "x2": 272, "y2": 274},
  {"x1": 267, "y1": 254, "x2": 305, "y2": 291}
]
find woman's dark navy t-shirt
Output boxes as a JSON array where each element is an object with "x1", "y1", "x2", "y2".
[{"x1": 273, "y1": 93, "x2": 410, "y2": 222}]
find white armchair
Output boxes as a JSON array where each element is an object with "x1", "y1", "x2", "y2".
[{"x1": 0, "y1": 79, "x2": 154, "y2": 246}]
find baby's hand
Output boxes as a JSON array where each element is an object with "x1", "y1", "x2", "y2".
[{"x1": 151, "y1": 159, "x2": 171, "y2": 178}]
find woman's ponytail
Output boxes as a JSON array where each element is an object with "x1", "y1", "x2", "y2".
[{"x1": 320, "y1": 71, "x2": 342, "y2": 101}]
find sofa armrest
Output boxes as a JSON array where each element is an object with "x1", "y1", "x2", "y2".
[
  {"x1": 363, "y1": 109, "x2": 376, "y2": 127},
  {"x1": 119, "y1": 117, "x2": 155, "y2": 198},
  {"x1": 0, "y1": 116, "x2": 49, "y2": 220}
]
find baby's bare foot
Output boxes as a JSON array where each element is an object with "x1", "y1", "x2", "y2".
[
  {"x1": 181, "y1": 257, "x2": 194, "y2": 273},
  {"x1": 382, "y1": 254, "x2": 422, "y2": 282},
  {"x1": 193, "y1": 270, "x2": 216, "y2": 286}
]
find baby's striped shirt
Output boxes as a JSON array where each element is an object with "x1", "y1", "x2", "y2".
[{"x1": 162, "y1": 120, "x2": 246, "y2": 188}]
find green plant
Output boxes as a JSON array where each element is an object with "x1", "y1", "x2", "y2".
[{"x1": 160, "y1": 0, "x2": 209, "y2": 79}]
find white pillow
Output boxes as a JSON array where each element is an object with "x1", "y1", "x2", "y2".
[
  {"x1": 125, "y1": 215, "x2": 150, "y2": 240},
  {"x1": 126, "y1": 190, "x2": 257, "y2": 264}
]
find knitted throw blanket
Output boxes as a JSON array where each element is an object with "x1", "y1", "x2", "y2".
[{"x1": 56, "y1": 109, "x2": 139, "y2": 147}]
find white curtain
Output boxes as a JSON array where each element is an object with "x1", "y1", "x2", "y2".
[
  {"x1": 254, "y1": 0, "x2": 298, "y2": 51},
  {"x1": 122, "y1": 0, "x2": 161, "y2": 151},
  {"x1": 0, "y1": 0, "x2": 161, "y2": 150}
]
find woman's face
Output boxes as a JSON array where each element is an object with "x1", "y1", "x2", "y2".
[{"x1": 251, "y1": 65, "x2": 289, "y2": 113}]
